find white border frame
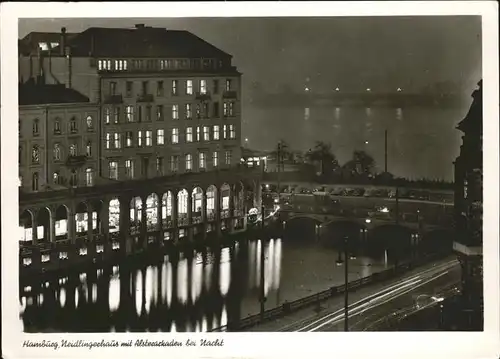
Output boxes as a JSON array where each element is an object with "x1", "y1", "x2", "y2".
[{"x1": 1, "y1": 2, "x2": 499, "y2": 359}]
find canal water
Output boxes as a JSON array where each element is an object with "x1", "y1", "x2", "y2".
[
  {"x1": 20, "y1": 225, "x2": 426, "y2": 333},
  {"x1": 242, "y1": 103, "x2": 471, "y2": 181}
]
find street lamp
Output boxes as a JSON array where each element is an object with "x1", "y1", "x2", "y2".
[{"x1": 336, "y1": 235, "x2": 351, "y2": 331}]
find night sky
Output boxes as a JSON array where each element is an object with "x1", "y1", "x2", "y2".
[{"x1": 19, "y1": 16, "x2": 482, "y2": 95}]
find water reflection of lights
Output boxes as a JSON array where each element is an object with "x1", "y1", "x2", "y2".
[
  {"x1": 191, "y1": 256, "x2": 203, "y2": 302},
  {"x1": 97, "y1": 268, "x2": 103, "y2": 279},
  {"x1": 273, "y1": 239, "x2": 282, "y2": 289},
  {"x1": 92, "y1": 283, "x2": 97, "y2": 303},
  {"x1": 108, "y1": 275, "x2": 120, "y2": 313},
  {"x1": 145, "y1": 266, "x2": 154, "y2": 314},
  {"x1": 79, "y1": 273, "x2": 87, "y2": 283},
  {"x1": 248, "y1": 241, "x2": 256, "y2": 287},
  {"x1": 220, "y1": 306, "x2": 228, "y2": 327},
  {"x1": 112, "y1": 265, "x2": 119, "y2": 275},
  {"x1": 264, "y1": 239, "x2": 274, "y2": 295},
  {"x1": 219, "y1": 248, "x2": 231, "y2": 296},
  {"x1": 27, "y1": 296, "x2": 33, "y2": 306},
  {"x1": 201, "y1": 316, "x2": 208, "y2": 332},
  {"x1": 212, "y1": 316, "x2": 219, "y2": 330},
  {"x1": 153, "y1": 266, "x2": 159, "y2": 305},
  {"x1": 177, "y1": 258, "x2": 188, "y2": 304},
  {"x1": 170, "y1": 321, "x2": 177, "y2": 332},
  {"x1": 45, "y1": 281, "x2": 50, "y2": 288},
  {"x1": 204, "y1": 257, "x2": 212, "y2": 292},
  {"x1": 195, "y1": 321, "x2": 201, "y2": 332},
  {"x1": 24, "y1": 286, "x2": 32, "y2": 292},
  {"x1": 255, "y1": 240, "x2": 262, "y2": 287},
  {"x1": 37, "y1": 293, "x2": 44, "y2": 306},
  {"x1": 74, "y1": 288, "x2": 79, "y2": 308},
  {"x1": 20, "y1": 296, "x2": 27, "y2": 315},
  {"x1": 135, "y1": 270, "x2": 143, "y2": 316},
  {"x1": 59, "y1": 288, "x2": 66, "y2": 308},
  {"x1": 161, "y1": 262, "x2": 172, "y2": 306}
]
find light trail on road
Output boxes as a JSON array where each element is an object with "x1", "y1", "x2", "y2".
[{"x1": 261, "y1": 258, "x2": 459, "y2": 332}]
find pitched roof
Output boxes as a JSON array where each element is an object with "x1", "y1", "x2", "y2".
[
  {"x1": 61, "y1": 27, "x2": 232, "y2": 59},
  {"x1": 19, "y1": 83, "x2": 90, "y2": 106}
]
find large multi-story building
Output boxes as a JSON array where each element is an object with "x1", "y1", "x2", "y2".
[
  {"x1": 19, "y1": 24, "x2": 242, "y2": 186},
  {"x1": 453, "y1": 79, "x2": 483, "y2": 330},
  {"x1": 18, "y1": 25, "x2": 257, "y2": 273}
]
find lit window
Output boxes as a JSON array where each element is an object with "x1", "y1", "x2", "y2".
[
  {"x1": 146, "y1": 131, "x2": 152, "y2": 146},
  {"x1": 213, "y1": 125, "x2": 220, "y2": 140},
  {"x1": 114, "y1": 133, "x2": 121, "y2": 149},
  {"x1": 196, "y1": 126, "x2": 201, "y2": 142},
  {"x1": 138, "y1": 131, "x2": 143, "y2": 147},
  {"x1": 126, "y1": 105, "x2": 134, "y2": 122},
  {"x1": 185, "y1": 154, "x2": 193, "y2": 171},
  {"x1": 109, "y1": 161, "x2": 118, "y2": 180},
  {"x1": 126, "y1": 131, "x2": 133, "y2": 147},
  {"x1": 225, "y1": 150, "x2": 232, "y2": 165},
  {"x1": 185, "y1": 104, "x2": 192, "y2": 119},
  {"x1": 203, "y1": 126, "x2": 210, "y2": 141},
  {"x1": 69, "y1": 144, "x2": 77, "y2": 156},
  {"x1": 85, "y1": 168, "x2": 94, "y2": 186},
  {"x1": 172, "y1": 80, "x2": 178, "y2": 95},
  {"x1": 186, "y1": 80, "x2": 193, "y2": 95},
  {"x1": 86, "y1": 141, "x2": 92, "y2": 157},
  {"x1": 223, "y1": 125, "x2": 227, "y2": 139},
  {"x1": 157, "y1": 81, "x2": 164, "y2": 96},
  {"x1": 98, "y1": 60, "x2": 103, "y2": 70},
  {"x1": 186, "y1": 127, "x2": 193, "y2": 143},
  {"x1": 230, "y1": 124, "x2": 236, "y2": 139},
  {"x1": 53, "y1": 171, "x2": 59, "y2": 184},
  {"x1": 53, "y1": 144, "x2": 61, "y2": 161},
  {"x1": 113, "y1": 107, "x2": 120, "y2": 123},
  {"x1": 199, "y1": 152, "x2": 206, "y2": 169},
  {"x1": 229, "y1": 102, "x2": 234, "y2": 116},
  {"x1": 125, "y1": 159, "x2": 134, "y2": 179},
  {"x1": 172, "y1": 105, "x2": 179, "y2": 120},
  {"x1": 38, "y1": 42, "x2": 48, "y2": 51},
  {"x1": 213, "y1": 151, "x2": 219, "y2": 167},
  {"x1": 226, "y1": 79, "x2": 232, "y2": 91},
  {"x1": 86, "y1": 115, "x2": 93, "y2": 129},
  {"x1": 50, "y1": 42, "x2": 59, "y2": 49},
  {"x1": 172, "y1": 128, "x2": 179, "y2": 144},
  {"x1": 106, "y1": 133, "x2": 111, "y2": 149},
  {"x1": 145, "y1": 106, "x2": 152, "y2": 122},
  {"x1": 104, "y1": 108, "x2": 110, "y2": 124},
  {"x1": 123, "y1": 60, "x2": 128, "y2": 70},
  {"x1": 200, "y1": 80, "x2": 207, "y2": 94},
  {"x1": 157, "y1": 129, "x2": 164, "y2": 145}
]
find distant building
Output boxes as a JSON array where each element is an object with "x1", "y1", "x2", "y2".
[
  {"x1": 19, "y1": 24, "x2": 242, "y2": 184},
  {"x1": 453, "y1": 79, "x2": 483, "y2": 330},
  {"x1": 19, "y1": 82, "x2": 99, "y2": 193}
]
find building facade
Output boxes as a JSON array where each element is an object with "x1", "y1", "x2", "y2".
[
  {"x1": 453, "y1": 79, "x2": 483, "y2": 330},
  {"x1": 19, "y1": 83, "x2": 99, "y2": 193},
  {"x1": 18, "y1": 25, "x2": 255, "y2": 274}
]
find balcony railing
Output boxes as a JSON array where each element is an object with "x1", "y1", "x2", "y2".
[
  {"x1": 221, "y1": 209, "x2": 230, "y2": 219},
  {"x1": 178, "y1": 217, "x2": 189, "y2": 227},
  {"x1": 222, "y1": 90, "x2": 237, "y2": 99},
  {"x1": 207, "y1": 212, "x2": 216, "y2": 221},
  {"x1": 137, "y1": 93, "x2": 154, "y2": 103},
  {"x1": 103, "y1": 94, "x2": 124, "y2": 104},
  {"x1": 195, "y1": 92, "x2": 211, "y2": 101}
]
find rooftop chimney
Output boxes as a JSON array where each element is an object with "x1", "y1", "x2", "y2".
[{"x1": 60, "y1": 27, "x2": 67, "y2": 56}]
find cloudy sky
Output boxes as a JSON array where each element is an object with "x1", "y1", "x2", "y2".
[{"x1": 19, "y1": 16, "x2": 482, "y2": 94}]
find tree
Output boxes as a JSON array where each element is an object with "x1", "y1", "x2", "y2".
[
  {"x1": 305, "y1": 141, "x2": 339, "y2": 177},
  {"x1": 343, "y1": 150, "x2": 376, "y2": 177},
  {"x1": 271, "y1": 139, "x2": 291, "y2": 170}
]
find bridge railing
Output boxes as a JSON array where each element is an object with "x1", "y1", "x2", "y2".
[{"x1": 210, "y1": 252, "x2": 448, "y2": 332}]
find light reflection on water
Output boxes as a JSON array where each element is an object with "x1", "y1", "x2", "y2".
[{"x1": 21, "y1": 234, "x2": 418, "y2": 332}]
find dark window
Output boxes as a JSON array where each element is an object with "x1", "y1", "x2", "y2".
[
  {"x1": 126, "y1": 81, "x2": 133, "y2": 97},
  {"x1": 213, "y1": 80, "x2": 219, "y2": 94},
  {"x1": 146, "y1": 105, "x2": 152, "y2": 122},
  {"x1": 157, "y1": 81, "x2": 164, "y2": 96},
  {"x1": 142, "y1": 81, "x2": 148, "y2": 95},
  {"x1": 32, "y1": 172, "x2": 39, "y2": 191},
  {"x1": 54, "y1": 118, "x2": 61, "y2": 134},
  {"x1": 138, "y1": 106, "x2": 143, "y2": 122},
  {"x1": 110, "y1": 82, "x2": 117, "y2": 95},
  {"x1": 142, "y1": 157, "x2": 149, "y2": 178},
  {"x1": 33, "y1": 118, "x2": 40, "y2": 136},
  {"x1": 157, "y1": 105, "x2": 164, "y2": 121},
  {"x1": 70, "y1": 117, "x2": 78, "y2": 133},
  {"x1": 213, "y1": 102, "x2": 219, "y2": 117}
]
